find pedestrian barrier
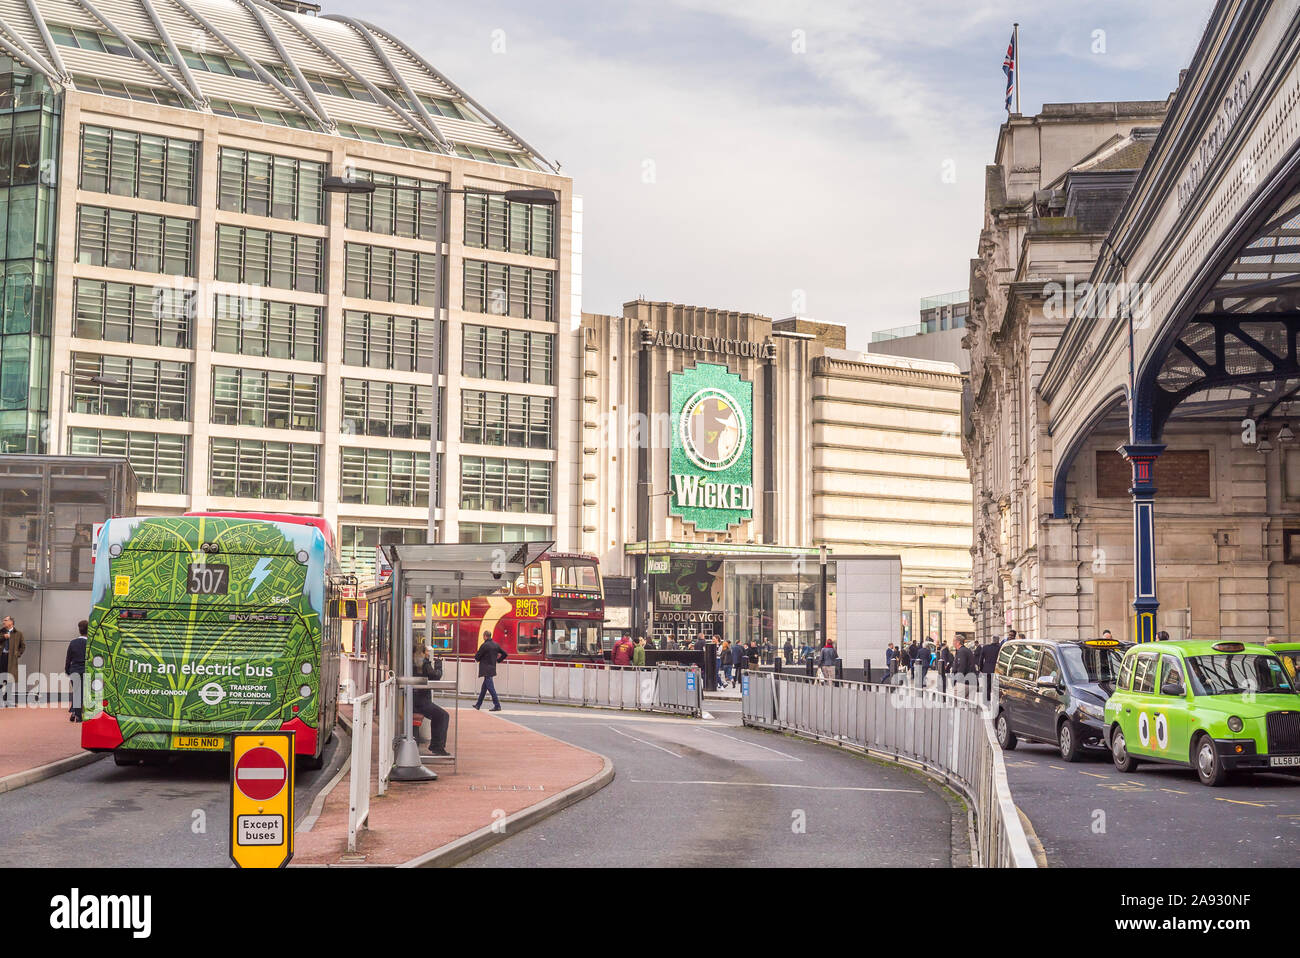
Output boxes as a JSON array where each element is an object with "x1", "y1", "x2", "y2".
[
  {"x1": 376, "y1": 677, "x2": 395, "y2": 797},
  {"x1": 450, "y1": 661, "x2": 702, "y2": 717},
  {"x1": 340, "y1": 654, "x2": 368, "y2": 704},
  {"x1": 741, "y1": 672, "x2": 1036, "y2": 868},
  {"x1": 348, "y1": 692, "x2": 373, "y2": 853}
]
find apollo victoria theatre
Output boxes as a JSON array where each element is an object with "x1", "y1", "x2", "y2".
[{"x1": 580, "y1": 301, "x2": 846, "y2": 651}]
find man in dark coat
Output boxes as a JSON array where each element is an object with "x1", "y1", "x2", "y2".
[
  {"x1": 978, "y1": 634, "x2": 1002, "y2": 702},
  {"x1": 473, "y1": 630, "x2": 508, "y2": 711},
  {"x1": 65, "y1": 619, "x2": 88, "y2": 722},
  {"x1": 953, "y1": 636, "x2": 975, "y2": 679}
]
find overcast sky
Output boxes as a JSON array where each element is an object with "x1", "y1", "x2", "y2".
[{"x1": 329, "y1": 0, "x2": 1214, "y2": 348}]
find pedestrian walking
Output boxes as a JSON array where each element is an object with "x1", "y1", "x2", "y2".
[
  {"x1": 611, "y1": 632, "x2": 635, "y2": 666},
  {"x1": 0, "y1": 614, "x2": 24, "y2": 707},
  {"x1": 782, "y1": 639, "x2": 794, "y2": 667},
  {"x1": 953, "y1": 636, "x2": 975, "y2": 695},
  {"x1": 632, "y1": 636, "x2": 647, "y2": 667},
  {"x1": 412, "y1": 641, "x2": 450, "y2": 755},
  {"x1": 817, "y1": 639, "x2": 839, "y2": 683},
  {"x1": 885, "y1": 642, "x2": 897, "y2": 679},
  {"x1": 979, "y1": 633, "x2": 1002, "y2": 702},
  {"x1": 473, "y1": 630, "x2": 507, "y2": 711},
  {"x1": 719, "y1": 639, "x2": 733, "y2": 687},
  {"x1": 65, "y1": 619, "x2": 88, "y2": 723},
  {"x1": 745, "y1": 640, "x2": 760, "y2": 673}
]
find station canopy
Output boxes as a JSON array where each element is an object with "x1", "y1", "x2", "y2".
[{"x1": 379, "y1": 541, "x2": 554, "y2": 602}]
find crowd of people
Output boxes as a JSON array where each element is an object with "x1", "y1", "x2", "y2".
[{"x1": 884, "y1": 629, "x2": 1007, "y2": 689}]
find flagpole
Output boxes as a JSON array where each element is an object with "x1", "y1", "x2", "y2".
[{"x1": 1013, "y1": 22, "x2": 1020, "y2": 114}]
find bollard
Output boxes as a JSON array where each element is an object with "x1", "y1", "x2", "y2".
[
  {"x1": 835, "y1": 659, "x2": 843, "y2": 680},
  {"x1": 804, "y1": 654, "x2": 815, "y2": 677},
  {"x1": 774, "y1": 656, "x2": 783, "y2": 673},
  {"x1": 864, "y1": 658, "x2": 872, "y2": 683},
  {"x1": 703, "y1": 643, "x2": 718, "y2": 692}
]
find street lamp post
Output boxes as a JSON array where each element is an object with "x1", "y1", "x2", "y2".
[
  {"x1": 642, "y1": 488, "x2": 673, "y2": 644},
  {"x1": 818, "y1": 544, "x2": 828, "y2": 649},
  {"x1": 323, "y1": 174, "x2": 558, "y2": 543}
]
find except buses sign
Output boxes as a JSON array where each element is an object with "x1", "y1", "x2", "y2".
[
  {"x1": 669, "y1": 363, "x2": 754, "y2": 532},
  {"x1": 229, "y1": 732, "x2": 295, "y2": 868}
]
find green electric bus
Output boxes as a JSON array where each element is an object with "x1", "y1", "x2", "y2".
[{"x1": 82, "y1": 513, "x2": 343, "y2": 768}]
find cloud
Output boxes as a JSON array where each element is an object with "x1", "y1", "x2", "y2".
[{"x1": 331, "y1": 0, "x2": 1212, "y2": 347}]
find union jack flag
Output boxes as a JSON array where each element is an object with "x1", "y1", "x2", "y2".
[{"x1": 1002, "y1": 30, "x2": 1016, "y2": 111}]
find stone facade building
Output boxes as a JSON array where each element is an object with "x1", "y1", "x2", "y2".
[{"x1": 963, "y1": 101, "x2": 1171, "y2": 641}]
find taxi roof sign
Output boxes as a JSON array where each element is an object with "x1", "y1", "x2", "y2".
[
  {"x1": 1085, "y1": 639, "x2": 1121, "y2": 647},
  {"x1": 1212, "y1": 641, "x2": 1246, "y2": 653},
  {"x1": 230, "y1": 732, "x2": 295, "y2": 868}
]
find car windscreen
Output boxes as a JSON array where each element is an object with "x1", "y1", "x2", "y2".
[
  {"x1": 1059, "y1": 645, "x2": 1125, "y2": 688},
  {"x1": 1185, "y1": 654, "x2": 1297, "y2": 696}
]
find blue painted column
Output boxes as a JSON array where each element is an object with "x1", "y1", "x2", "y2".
[{"x1": 1119, "y1": 442, "x2": 1165, "y2": 643}]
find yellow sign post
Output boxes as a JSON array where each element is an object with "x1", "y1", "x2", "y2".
[{"x1": 229, "y1": 731, "x2": 295, "y2": 868}]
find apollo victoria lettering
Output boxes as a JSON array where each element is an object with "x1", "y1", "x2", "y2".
[{"x1": 648, "y1": 327, "x2": 767, "y2": 357}]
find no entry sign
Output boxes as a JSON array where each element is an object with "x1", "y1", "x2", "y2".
[
  {"x1": 235, "y1": 747, "x2": 288, "y2": 801},
  {"x1": 229, "y1": 732, "x2": 295, "y2": 868}
]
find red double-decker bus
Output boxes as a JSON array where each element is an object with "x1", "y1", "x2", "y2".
[{"x1": 363, "y1": 551, "x2": 604, "y2": 677}]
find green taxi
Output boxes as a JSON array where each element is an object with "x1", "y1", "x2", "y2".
[
  {"x1": 1103, "y1": 640, "x2": 1300, "y2": 786},
  {"x1": 1266, "y1": 640, "x2": 1300, "y2": 685}
]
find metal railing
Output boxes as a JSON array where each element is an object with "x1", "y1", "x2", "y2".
[
  {"x1": 376, "y1": 677, "x2": 395, "y2": 797},
  {"x1": 348, "y1": 692, "x2": 374, "y2": 853},
  {"x1": 449, "y1": 661, "x2": 702, "y2": 717},
  {"x1": 340, "y1": 654, "x2": 368, "y2": 705},
  {"x1": 742, "y1": 671, "x2": 1036, "y2": 868}
]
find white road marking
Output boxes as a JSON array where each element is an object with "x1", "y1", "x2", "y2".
[
  {"x1": 630, "y1": 779, "x2": 923, "y2": 793},
  {"x1": 693, "y1": 726, "x2": 802, "y2": 762},
  {"x1": 604, "y1": 725, "x2": 685, "y2": 758}
]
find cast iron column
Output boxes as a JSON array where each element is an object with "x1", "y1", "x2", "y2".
[{"x1": 1120, "y1": 442, "x2": 1165, "y2": 643}]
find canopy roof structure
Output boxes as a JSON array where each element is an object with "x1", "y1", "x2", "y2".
[
  {"x1": 379, "y1": 541, "x2": 553, "y2": 603},
  {"x1": 0, "y1": 0, "x2": 556, "y2": 171}
]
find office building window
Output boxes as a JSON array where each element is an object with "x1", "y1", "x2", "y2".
[
  {"x1": 215, "y1": 225, "x2": 323, "y2": 292},
  {"x1": 213, "y1": 295, "x2": 320, "y2": 361},
  {"x1": 217, "y1": 147, "x2": 323, "y2": 224},
  {"x1": 459, "y1": 456, "x2": 550, "y2": 514},
  {"x1": 211, "y1": 366, "x2": 320, "y2": 430},
  {"x1": 462, "y1": 260, "x2": 553, "y2": 321},
  {"x1": 339, "y1": 447, "x2": 429, "y2": 507},
  {"x1": 461, "y1": 324, "x2": 552, "y2": 384},
  {"x1": 341, "y1": 378, "x2": 431, "y2": 439},
  {"x1": 458, "y1": 522, "x2": 552, "y2": 544},
  {"x1": 461, "y1": 390, "x2": 551, "y2": 449},
  {"x1": 70, "y1": 353, "x2": 189, "y2": 420},
  {"x1": 341, "y1": 311, "x2": 440, "y2": 372},
  {"x1": 69, "y1": 427, "x2": 187, "y2": 494},
  {"x1": 340, "y1": 524, "x2": 426, "y2": 586},
  {"x1": 79, "y1": 125, "x2": 196, "y2": 205},
  {"x1": 209, "y1": 438, "x2": 318, "y2": 500},
  {"x1": 345, "y1": 170, "x2": 439, "y2": 240},
  {"x1": 73, "y1": 279, "x2": 191, "y2": 347},
  {"x1": 76, "y1": 206, "x2": 195, "y2": 276},
  {"x1": 464, "y1": 192, "x2": 553, "y2": 257},
  {"x1": 344, "y1": 242, "x2": 436, "y2": 306}
]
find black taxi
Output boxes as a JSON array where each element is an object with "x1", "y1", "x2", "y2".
[{"x1": 993, "y1": 637, "x2": 1132, "y2": 761}]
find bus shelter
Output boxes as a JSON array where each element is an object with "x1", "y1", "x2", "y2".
[{"x1": 375, "y1": 541, "x2": 552, "y2": 781}]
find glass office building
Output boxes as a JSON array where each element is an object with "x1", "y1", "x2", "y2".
[{"x1": 0, "y1": 0, "x2": 576, "y2": 586}]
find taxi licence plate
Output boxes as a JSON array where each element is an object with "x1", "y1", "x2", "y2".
[
  {"x1": 173, "y1": 735, "x2": 225, "y2": 751},
  {"x1": 1269, "y1": 755, "x2": 1300, "y2": 767}
]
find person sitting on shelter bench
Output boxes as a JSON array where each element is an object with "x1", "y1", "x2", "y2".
[
  {"x1": 413, "y1": 640, "x2": 450, "y2": 756},
  {"x1": 473, "y1": 630, "x2": 507, "y2": 712}
]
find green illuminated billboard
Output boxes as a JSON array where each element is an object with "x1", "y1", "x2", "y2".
[{"x1": 669, "y1": 363, "x2": 754, "y2": 532}]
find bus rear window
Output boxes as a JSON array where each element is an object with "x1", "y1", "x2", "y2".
[{"x1": 552, "y1": 559, "x2": 600, "y2": 590}]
